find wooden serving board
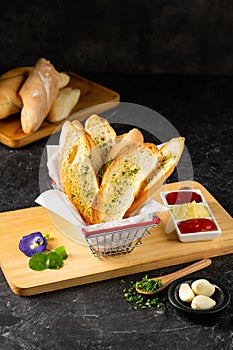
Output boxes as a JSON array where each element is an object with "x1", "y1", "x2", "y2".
[
  {"x1": 0, "y1": 181, "x2": 232, "y2": 296},
  {"x1": 0, "y1": 72, "x2": 120, "y2": 148}
]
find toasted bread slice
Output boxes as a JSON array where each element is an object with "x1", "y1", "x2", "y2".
[
  {"x1": 97, "y1": 128, "x2": 144, "y2": 185},
  {"x1": 105, "y1": 128, "x2": 144, "y2": 162},
  {"x1": 59, "y1": 120, "x2": 85, "y2": 166},
  {"x1": 125, "y1": 137, "x2": 185, "y2": 216},
  {"x1": 60, "y1": 120, "x2": 101, "y2": 224},
  {"x1": 85, "y1": 114, "x2": 116, "y2": 161},
  {"x1": 60, "y1": 120, "x2": 102, "y2": 174},
  {"x1": 92, "y1": 143, "x2": 160, "y2": 223}
]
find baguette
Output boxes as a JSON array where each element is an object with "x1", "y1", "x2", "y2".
[
  {"x1": 47, "y1": 87, "x2": 80, "y2": 123},
  {"x1": 92, "y1": 142, "x2": 160, "y2": 223},
  {"x1": 19, "y1": 58, "x2": 60, "y2": 133},
  {"x1": 125, "y1": 137, "x2": 185, "y2": 216},
  {"x1": 1, "y1": 66, "x2": 70, "y2": 89},
  {"x1": 0, "y1": 66, "x2": 32, "y2": 79},
  {"x1": 0, "y1": 75, "x2": 25, "y2": 119},
  {"x1": 60, "y1": 120, "x2": 101, "y2": 224},
  {"x1": 85, "y1": 114, "x2": 116, "y2": 161}
]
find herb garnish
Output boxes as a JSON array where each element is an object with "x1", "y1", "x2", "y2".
[
  {"x1": 97, "y1": 160, "x2": 112, "y2": 185},
  {"x1": 121, "y1": 279, "x2": 166, "y2": 310},
  {"x1": 28, "y1": 246, "x2": 68, "y2": 271},
  {"x1": 55, "y1": 246, "x2": 68, "y2": 260},
  {"x1": 28, "y1": 252, "x2": 49, "y2": 271},
  {"x1": 135, "y1": 275, "x2": 162, "y2": 293},
  {"x1": 19, "y1": 232, "x2": 68, "y2": 271}
]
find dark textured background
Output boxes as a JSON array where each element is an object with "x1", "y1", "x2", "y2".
[{"x1": 1, "y1": 0, "x2": 233, "y2": 75}]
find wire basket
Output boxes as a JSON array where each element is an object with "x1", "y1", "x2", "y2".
[
  {"x1": 51, "y1": 180, "x2": 160, "y2": 257},
  {"x1": 81, "y1": 215, "x2": 160, "y2": 257}
]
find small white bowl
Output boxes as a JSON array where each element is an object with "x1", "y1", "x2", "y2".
[{"x1": 160, "y1": 189, "x2": 222, "y2": 242}]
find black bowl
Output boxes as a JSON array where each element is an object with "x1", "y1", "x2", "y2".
[{"x1": 168, "y1": 277, "x2": 231, "y2": 316}]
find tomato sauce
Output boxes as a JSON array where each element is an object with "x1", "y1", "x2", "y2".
[
  {"x1": 178, "y1": 218, "x2": 217, "y2": 234},
  {"x1": 166, "y1": 191, "x2": 202, "y2": 205}
]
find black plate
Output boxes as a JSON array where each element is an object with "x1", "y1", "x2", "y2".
[{"x1": 168, "y1": 276, "x2": 231, "y2": 316}]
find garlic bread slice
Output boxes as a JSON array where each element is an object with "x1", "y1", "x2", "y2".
[
  {"x1": 105, "y1": 128, "x2": 144, "y2": 162},
  {"x1": 85, "y1": 114, "x2": 116, "y2": 161},
  {"x1": 126, "y1": 137, "x2": 185, "y2": 215},
  {"x1": 59, "y1": 120, "x2": 101, "y2": 224},
  {"x1": 92, "y1": 143, "x2": 160, "y2": 223}
]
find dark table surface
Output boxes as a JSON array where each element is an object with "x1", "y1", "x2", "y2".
[{"x1": 0, "y1": 73, "x2": 232, "y2": 350}]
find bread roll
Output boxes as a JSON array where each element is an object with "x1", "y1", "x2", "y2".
[
  {"x1": 19, "y1": 58, "x2": 59, "y2": 133},
  {"x1": 0, "y1": 66, "x2": 32, "y2": 79},
  {"x1": 1, "y1": 66, "x2": 70, "y2": 89},
  {"x1": 47, "y1": 87, "x2": 80, "y2": 123},
  {"x1": 0, "y1": 75, "x2": 25, "y2": 119}
]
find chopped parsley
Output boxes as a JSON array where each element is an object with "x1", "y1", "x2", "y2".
[
  {"x1": 121, "y1": 278, "x2": 166, "y2": 310},
  {"x1": 135, "y1": 275, "x2": 163, "y2": 293},
  {"x1": 97, "y1": 160, "x2": 112, "y2": 184}
]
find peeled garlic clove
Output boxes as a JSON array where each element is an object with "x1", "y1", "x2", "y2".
[
  {"x1": 191, "y1": 295, "x2": 216, "y2": 310},
  {"x1": 179, "y1": 283, "x2": 195, "y2": 302},
  {"x1": 191, "y1": 279, "x2": 215, "y2": 297}
]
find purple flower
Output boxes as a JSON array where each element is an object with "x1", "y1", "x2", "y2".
[{"x1": 19, "y1": 232, "x2": 48, "y2": 257}]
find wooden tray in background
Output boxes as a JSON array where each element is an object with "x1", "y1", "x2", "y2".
[
  {"x1": 0, "y1": 72, "x2": 120, "y2": 148},
  {"x1": 0, "y1": 181, "x2": 232, "y2": 296}
]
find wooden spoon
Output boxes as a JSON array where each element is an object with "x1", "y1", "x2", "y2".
[{"x1": 135, "y1": 258, "x2": 212, "y2": 295}]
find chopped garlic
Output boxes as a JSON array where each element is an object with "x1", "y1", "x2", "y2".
[{"x1": 170, "y1": 201, "x2": 210, "y2": 220}]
